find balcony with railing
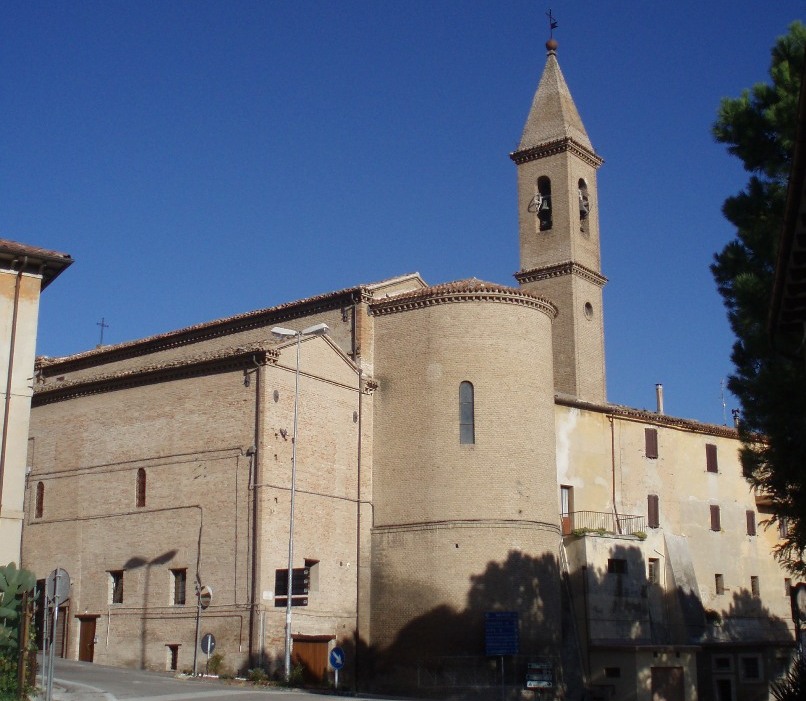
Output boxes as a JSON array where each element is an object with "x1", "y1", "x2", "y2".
[{"x1": 561, "y1": 510, "x2": 647, "y2": 537}]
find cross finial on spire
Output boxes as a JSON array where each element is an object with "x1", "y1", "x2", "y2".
[
  {"x1": 546, "y1": 9, "x2": 558, "y2": 39},
  {"x1": 97, "y1": 317, "x2": 109, "y2": 346}
]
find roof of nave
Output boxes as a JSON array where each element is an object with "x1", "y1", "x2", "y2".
[
  {"x1": 513, "y1": 41, "x2": 597, "y2": 158},
  {"x1": 36, "y1": 272, "x2": 426, "y2": 371},
  {"x1": 0, "y1": 237, "x2": 73, "y2": 289},
  {"x1": 369, "y1": 277, "x2": 558, "y2": 318},
  {"x1": 555, "y1": 393, "x2": 740, "y2": 440}
]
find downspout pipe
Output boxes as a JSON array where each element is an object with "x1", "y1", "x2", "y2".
[{"x1": 0, "y1": 256, "x2": 27, "y2": 515}]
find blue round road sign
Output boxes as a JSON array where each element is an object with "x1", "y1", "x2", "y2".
[
  {"x1": 201, "y1": 633, "x2": 216, "y2": 655},
  {"x1": 329, "y1": 646, "x2": 345, "y2": 670}
]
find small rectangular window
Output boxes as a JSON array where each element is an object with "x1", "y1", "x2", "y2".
[
  {"x1": 604, "y1": 667, "x2": 621, "y2": 679},
  {"x1": 713, "y1": 656, "x2": 733, "y2": 672},
  {"x1": 715, "y1": 573, "x2": 725, "y2": 595},
  {"x1": 746, "y1": 510, "x2": 756, "y2": 536},
  {"x1": 750, "y1": 576, "x2": 760, "y2": 597},
  {"x1": 785, "y1": 578, "x2": 792, "y2": 596},
  {"x1": 706, "y1": 443, "x2": 718, "y2": 473},
  {"x1": 710, "y1": 505, "x2": 721, "y2": 532},
  {"x1": 739, "y1": 655, "x2": 762, "y2": 682},
  {"x1": 171, "y1": 569, "x2": 187, "y2": 606},
  {"x1": 459, "y1": 382, "x2": 475, "y2": 445},
  {"x1": 109, "y1": 570, "x2": 124, "y2": 604},
  {"x1": 648, "y1": 558, "x2": 660, "y2": 584},
  {"x1": 607, "y1": 558, "x2": 627, "y2": 575},
  {"x1": 647, "y1": 494, "x2": 659, "y2": 528},
  {"x1": 645, "y1": 428, "x2": 658, "y2": 459}
]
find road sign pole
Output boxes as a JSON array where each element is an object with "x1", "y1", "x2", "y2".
[{"x1": 192, "y1": 588, "x2": 201, "y2": 676}]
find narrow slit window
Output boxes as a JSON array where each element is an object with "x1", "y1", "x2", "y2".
[
  {"x1": 750, "y1": 576, "x2": 760, "y2": 597},
  {"x1": 648, "y1": 494, "x2": 660, "y2": 528},
  {"x1": 109, "y1": 570, "x2": 124, "y2": 604},
  {"x1": 459, "y1": 381, "x2": 475, "y2": 445},
  {"x1": 35, "y1": 481, "x2": 44, "y2": 518},
  {"x1": 706, "y1": 443, "x2": 718, "y2": 473},
  {"x1": 136, "y1": 468, "x2": 146, "y2": 508},
  {"x1": 715, "y1": 573, "x2": 725, "y2": 595},
  {"x1": 171, "y1": 569, "x2": 187, "y2": 606},
  {"x1": 645, "y1": 428, "x2": 658, "y2": 459}
]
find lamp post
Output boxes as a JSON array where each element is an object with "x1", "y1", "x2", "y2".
[{"x1": 271, "y1": 322, "x2": 330, "y2": 682}]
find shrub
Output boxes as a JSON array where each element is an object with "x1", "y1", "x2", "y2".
[
  {"x1": 247, "y1": 667, "x2": 268, "y2": 684},
  {"x1": 206, "y1": 652, "x2": 224, "y2": 675},
  {"x1": 771, "y1": 658, "x2": 806, "y2": 701}
]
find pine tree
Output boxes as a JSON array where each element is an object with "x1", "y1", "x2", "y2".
[{"x1": 711, "y1": 21, "x2": 806, "y2": 573}]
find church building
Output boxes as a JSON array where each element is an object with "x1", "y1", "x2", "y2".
[{"x1": 21, "y1": 40, "x2": 796, "y2": 701}]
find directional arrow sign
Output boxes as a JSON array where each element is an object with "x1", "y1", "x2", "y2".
[{"x1": 329, "y1": 646, "x2": 345, "y2": 670}]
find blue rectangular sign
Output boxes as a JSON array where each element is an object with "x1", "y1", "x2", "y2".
[{"x1": 485, "y1": 611, "x2": 519, "y2": 656}]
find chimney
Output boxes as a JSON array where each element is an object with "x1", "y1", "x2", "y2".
[{"x1": 655, "y1": 384, "x2": 664, "y2": 415}]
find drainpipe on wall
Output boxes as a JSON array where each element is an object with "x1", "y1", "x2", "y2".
[
  {"x1": 608, "y1": 416, "x2": 621, "y2": 534},
  {"x1": 248, "y1": 355, "x2": 265, "y2": 667},
  {"x1": 354, "y1": 367, "x2": 363, "y2": 693},
  {"x1": 0, "y1": 257, "x2": 27, "y2": 513}
]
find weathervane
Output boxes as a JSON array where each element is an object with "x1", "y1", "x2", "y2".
[{"x1": 546, "y1": 9, "x2": 558, "y2": 39}]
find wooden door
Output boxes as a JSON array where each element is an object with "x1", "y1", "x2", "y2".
[
  {"x1": 291, "y1": 639, "x2": 329, "y2": 683},
  {"x1": 77, "y1": 617, "x2": 96, "y2": 662},
  {"x1": 651, "y1": 666, "x2": 684, "y2": 701}
]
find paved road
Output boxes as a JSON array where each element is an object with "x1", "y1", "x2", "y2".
[{"x1": 36, "y1": 657, "x2": 391, "y2": 701}]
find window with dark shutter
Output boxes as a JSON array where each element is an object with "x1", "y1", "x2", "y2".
[
  {"x1": 136, "y1": 468, "x2": 146, "y2": 508},
  {"x1": 746, "y1": 510, "x2": 756, "y2": 536},
  {"x1": 706, "y1": 443, "x2": 718, "y2": 473},
  {"x1": 710, "y1": 505, "x2": 721, "y2": 532},
  {"x1": 715, "y1": 573, "x2": 725, "y2": 595},
  {"x1": 35, "y1": 481, "x2": 44, "y2": 518},
  {"x1": 648, "y1": 494, "x2": 659, "y2": 528},
  {"x1": 645, "y1": 428, "x2": 658, "y2": 459}
]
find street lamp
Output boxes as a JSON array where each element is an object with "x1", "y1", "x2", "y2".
[{"x1": 271, "y1": 322, "x2": 330, "y2": 681}]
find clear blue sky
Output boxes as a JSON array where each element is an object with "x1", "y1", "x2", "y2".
[{"x1": 2, "y1": 1, "x2": 803, "y2": 425}]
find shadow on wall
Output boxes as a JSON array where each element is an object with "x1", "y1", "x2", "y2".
[
  {"x1": 338, "y1": 550, "x2": 561, "y2": 697},
  {"x1": 333, "y1": 543, "x2": 794, "y2": 698}
]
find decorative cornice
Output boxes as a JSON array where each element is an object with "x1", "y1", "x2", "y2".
[
  {"x1": 554, "y1": 393, "x2": 740, "y2": 440},
  {"x1": 370, "y1": 278, "x2": 558, "y2": 319},
  {"x1": 510, "y1": 137, "x2": 604, "y2": 168},
  {"x1": 516, "y1": 261, "x2": 608, "y2": 288},
  {"x1": 33, "y1": 343, "x2": 279, "y2": 406}
]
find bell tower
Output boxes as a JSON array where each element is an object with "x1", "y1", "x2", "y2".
[{"x1": 511, "y1": 39, "x2": 607, "y2": 403}]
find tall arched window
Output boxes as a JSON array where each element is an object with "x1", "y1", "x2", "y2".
[
  {"x1": 459, "y1": 381, "x2": 475, "y2": 445},
  {"x1": 136, "y1": 468, "x2": 146, "y2": 508},
  {"x1": 35, "y1": 481, "x2": 44, "y2": 518}
]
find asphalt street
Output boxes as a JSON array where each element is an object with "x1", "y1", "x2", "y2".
[{"x1": 34, "y1": 657, "x2": 396, "y2": 701}]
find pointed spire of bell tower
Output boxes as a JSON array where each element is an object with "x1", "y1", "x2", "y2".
[
  {"x1": 518, "y1": 39, "x2": 594, "y2": 154},
  {"x1": 510, "y1": 38, "x2": 608, "y2": 403}
]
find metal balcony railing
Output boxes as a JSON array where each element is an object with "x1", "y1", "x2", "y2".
[{"x1": 561, "y1": 510, "x2": 647, "y2": 536}]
